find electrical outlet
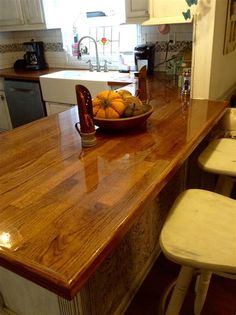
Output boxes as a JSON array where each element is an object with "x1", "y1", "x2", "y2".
[{"x1": 168, "y1": 33, "x2": 175, "y2": 44}]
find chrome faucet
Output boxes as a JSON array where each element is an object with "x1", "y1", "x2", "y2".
[{"x1": 77, "y1": 36, "x2": 101, "y2": 72}]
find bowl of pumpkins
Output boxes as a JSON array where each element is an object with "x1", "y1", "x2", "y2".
[{"x1": 92, "y1": 89, "x2": 153, "y2": 130}]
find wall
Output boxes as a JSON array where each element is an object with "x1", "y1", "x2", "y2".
[
  {"x1": 140, "y1": 23, "x2": 193, "y2": 72},
  {"x1": 210, "y1": 0, "x2": 236, "y2": 99},
  {"x1": 192, "y1": 0, "x2": 236, "y2": 100},
  {"x1": 0, "y1": 24, "x2": 193, "y2": 72},
  {"x1": 0, "y1": 29, "x2": 66, "y2": 69}
]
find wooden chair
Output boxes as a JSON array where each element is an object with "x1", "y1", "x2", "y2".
[{"x1": 160, "y1": 189, "x2": 236, "y2": 315}]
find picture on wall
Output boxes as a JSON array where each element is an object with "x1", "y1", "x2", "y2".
[{"x1": 224, "y1": 0, "x2": 236, "y2": 54}]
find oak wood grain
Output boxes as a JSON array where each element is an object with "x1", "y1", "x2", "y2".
[
  {"x1": 0, "y1": 74, "x2": 228, "y2": 299},
  {"x1": 0, "y1": 68, "x2": 64, "y2": 81}
]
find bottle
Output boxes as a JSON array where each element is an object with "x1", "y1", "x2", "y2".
[
  {"x1": 181, "y1": 69, "x2": 191, "y2": 95},
  {"x1": 72, "y1": 34, "x2": 79, "y2": 57}
]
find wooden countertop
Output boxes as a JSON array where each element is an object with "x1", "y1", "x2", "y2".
[
  {"x1": 0, "y1": 68, "x2": 133, "y2": 86},
  {"x1": 0, "y1": 74, "x2": 228, "y2": 300},
  {"x1": 0, "y1": 67, "x2": 65, "y2": 81}
]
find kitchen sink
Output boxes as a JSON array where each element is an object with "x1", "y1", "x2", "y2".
[{"x1": 39, "y1": 70, "x2": 134, "y2": 104}]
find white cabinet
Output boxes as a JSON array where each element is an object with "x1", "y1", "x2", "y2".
[
  {"x1": 0, "y1": 265, "x2": 84, "y2": 315},
  {"x1": 142, "y1": 0, "x2": 194, "y2": 25},
  {"x1": 125, "y1": 0, "x2": 149, "y2": 23},
  {"x1": 0, "y1": 91, "x2": 12, "y2": 131},
  {"x1": 0, "y1": 0, "x2": 62, "y2": 31},
  {"x1": 0, "y1": 0, "x2": 24, "y2": 27},
  {"x1": 22, "y1": 0, "x2": 45, "y2": 25},
  {"x1": 0, "y1": 0, "x2": 45, "y2": 30},
  {"x1": 46, "y1": 102, "x2": 75, "y2": 116}
]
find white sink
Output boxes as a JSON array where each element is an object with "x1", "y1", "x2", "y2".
[{"x1": 39, "y1": 70, "x2": 134, "y2": 104}]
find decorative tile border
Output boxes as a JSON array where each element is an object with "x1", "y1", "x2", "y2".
[
  {"x1": 156, "y1": 41, "x2": 192, "y2": 52},
  {"x1": 44, "y1": 42, "x2": 64, "y2": 52},
  {"x1": 0, "y1": 43, "x2": 23, "y2": 53},
  {"x1": 0, "y1": 42, "x2": 64, "y2": 53},
  {"x1": 0, "y1": 41, "x2": 191, "y2": 54}
]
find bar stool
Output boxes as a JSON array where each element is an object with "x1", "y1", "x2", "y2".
[
  {"x1": 198, "y1": 108, "x2": 236, "y2": 196},
  {"x1": 219, "y1": 107, "x2": 236, "y2": 139},
  {"x1": 160, "y1": 189, "x2": 236, "y2": 315},
  {"x1": 198, "y1": 138, "x2": 236, "y2": 196}
]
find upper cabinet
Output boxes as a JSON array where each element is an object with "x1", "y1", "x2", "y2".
[
  {"x1": 22, "y1": 0, "x2": 45, "y2": 25},
  {"x1": 0, "y1": 0, "x2": 24, "y2": 27},
  {"x1": 0, "y1": 0, "x2": 45, "y2": 30},
  {"x1": 125, "y1": 0, "x2": 149, "y2": 23},
  {"x1": 142, "y1": 0, "x2": 194, "y2": 25},
  {"x1": 0, "y1": 0, "x2": 62, "y2": 31}
]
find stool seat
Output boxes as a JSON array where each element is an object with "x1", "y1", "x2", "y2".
[
  {"x1": 160, "y1": 189, "x2": 236, "y2": 315},
  {"x1": 198, "y1": 138, "x2": 236, "y2": 177},
  {"x1": 160, "y1": 189, "x2": 236, "y2": 274}
]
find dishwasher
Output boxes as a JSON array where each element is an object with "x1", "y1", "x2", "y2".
[{"x1": 4, "y1": 80, "x2": 46, "y2": 128}]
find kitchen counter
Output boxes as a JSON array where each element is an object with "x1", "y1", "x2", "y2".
[
  {"x1": 0, "y1": 67, "x2": 64, "y2": 81},
  {"x1": 0, "y1": 68, "x2": 134, "y2": 86},
  {"x1": 0, "y1": 74, "x2": 228, "y2": 303}
]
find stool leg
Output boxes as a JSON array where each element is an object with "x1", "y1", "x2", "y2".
[
  {"x1": 194, "y1": 270, "x2": 212, "y2": 315},
  {"x1": 215, "y1": 175, "x2": 234, "y2": 196},
  {"x1": 165, "y1": 266, "x2": 194, "y2": 315}
]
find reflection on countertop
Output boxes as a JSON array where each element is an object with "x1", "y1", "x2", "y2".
[{"x1": 0, "y1": 72, "x2": 228, "y2": 300}]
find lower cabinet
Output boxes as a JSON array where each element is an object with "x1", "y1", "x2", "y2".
[
  {"x1": 4, "y1": 80, "x2": 46, "y2": 128},
  {"x1": 0, "y1": 90, "x2": 12, "y2": 131},
  {"x1": 45, "y1": 102, "x2": 75, "y2": 116}
]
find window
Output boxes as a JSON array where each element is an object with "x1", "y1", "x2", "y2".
[{"x1": 60, "y1": 0, "x2": 139, "y2": 70}]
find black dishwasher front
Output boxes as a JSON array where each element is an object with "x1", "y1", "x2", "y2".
[{"x1": 4, "y1": 80, "x2": 46, "y2": 128}]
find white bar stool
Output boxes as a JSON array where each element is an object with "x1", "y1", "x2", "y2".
[
  {"x1": 219, "y1": 108, "x2": 236, "y2": 139},
  {"x1": 160, "y1": 189, "x2": 236, "y2": 315},
  {"x1": 198, "y1": 138, "x2": 236, "y2": 196}
]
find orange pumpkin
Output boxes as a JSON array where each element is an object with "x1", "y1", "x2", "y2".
[{"x1": 92, "y1": 90, "x2": 125, "y2": 119}]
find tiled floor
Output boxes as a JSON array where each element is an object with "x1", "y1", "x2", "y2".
[{"x1": 125, "y1": 254, "x2": 236, "y2": 315}]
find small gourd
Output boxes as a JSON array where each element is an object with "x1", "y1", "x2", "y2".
[
  {"x1": 123, "y1": 96, "x2": 146, "y2": 117},
  {"x1": 116, "y1": 89, "x2": 132, "y2": 100}
]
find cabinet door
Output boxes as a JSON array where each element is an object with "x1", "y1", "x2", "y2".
[
  {"x1": 22, "y1": 0, "x2": 45, "y2": 24},
  {"x1": 126, "y1": 0, "x2": 149, "y2": 18},
  {"x1": 46, "y1": 102, "x2": 75, "y2": 116},
  {"x1": 0, "y1": 91, "x2": 12, "y2": 131},
  {"x1": 147, "y1": 0, "x2": 193, "y2": 24},
  {"x1": 0, "y1": 0, "x2": 24, "y2": 26}
]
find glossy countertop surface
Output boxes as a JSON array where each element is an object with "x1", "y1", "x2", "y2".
[
  {"x1": 0, "y1": 68, "x2": 134, "y2": 85},
  {"x1": 0, "y1": 67, "x2": 63, "y2": 81},
  {"x1": 0, "y1": 74, "x2": 228, "y2": 299}
]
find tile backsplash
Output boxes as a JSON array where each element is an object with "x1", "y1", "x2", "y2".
[
  {"x1": 0, "y1": 29, "x2": 66, "y2": 69},
  {"x1": 0, "y1": 23, "x2": 193, "y2": 71},
  {"x1": 140, "y1": 23, "x2": 193, "y2": 71}
]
